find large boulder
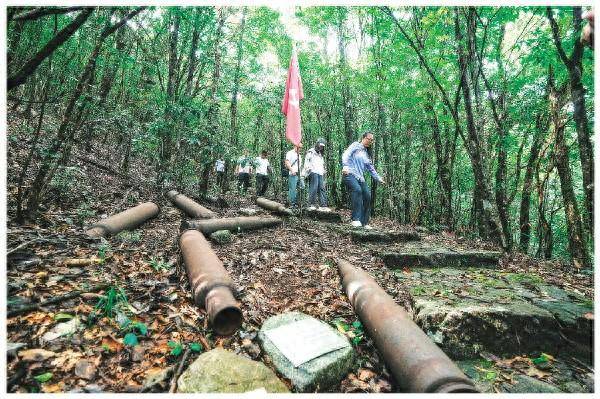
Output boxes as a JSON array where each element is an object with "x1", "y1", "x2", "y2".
[
  {"x1": 258, "y1": 312, "x2": 355, "y2": 392},
  {"x1": 177, "y1": 348, "x2": 288, "y2": 393}
]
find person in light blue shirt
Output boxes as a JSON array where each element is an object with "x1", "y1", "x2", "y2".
[{"x1": 341, "y1": 131, "x2": 384, "y2": 229}]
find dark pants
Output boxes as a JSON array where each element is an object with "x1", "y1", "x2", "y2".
[
  {"x1": 216, "y1": 171, "x2": 225, "y2": 191},
  {"x1": 343, "y1": 174, "x2": 371, "y2": 226},
  {"x1": 238, "y1": 172, "x2": 250, "y2": 194},
  {"x1": 308, "y1": 173, "x2": 327, "y2": 207},
  {"x1": 256, "y1": 174, "x2": 269, "y2": 196}
]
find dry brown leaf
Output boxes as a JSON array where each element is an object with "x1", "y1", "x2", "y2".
[
  {"x1": 19, "y1": 348, "x2": 57, "y2": 362},
  {"x1": 357, "y1": 368, "x2": 377, "y2": 381},
  {"x1": 41, "y1": 382, "x2": 64, "y2": 393},
  {"x1": 526, "y1": 366, "x2": 550, "y2": 379},
  {"x1": 51, "y1": 349, "x2": 83, "y2": 371},
  {"x1": 101, "y1": 336, "x2": 124, "y2": 352},
  {"x1": 64, "y1": 258, "x2": 102, "y2": 266}
]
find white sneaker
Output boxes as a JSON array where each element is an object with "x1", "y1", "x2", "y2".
[
  {"x1": 319, "y1": 207, "x2": 331, "y2": 212},
  {"x1": 363, "y1": 225, "x2": 373, "y2": 230},
  {"x1": 350, "y1": 220, "x2": 362, "y2": 227},
  {"x1": 307, "y1": 206, "x2": 317, "y2": 211}
]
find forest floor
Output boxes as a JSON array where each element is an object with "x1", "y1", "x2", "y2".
[{"x1": 5, "y1": 125, "x2": 595, "y2": 393}]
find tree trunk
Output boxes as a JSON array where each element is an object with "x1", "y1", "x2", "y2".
[
  {"x1": 547, "y1": 6, "x2": 593, "y2": 237},
  {"x1": 229, "y1": 8, "x2": 247, "y2": 147},
  {"x1": 548, "y1": 67, "x2": 589, "y2": 268},
  {"x1": 8, "y1": 8, "x2": 94, "y2": 91},
  {"x1": 519, "y1": 114, "x2": 545, "y2": 253}
]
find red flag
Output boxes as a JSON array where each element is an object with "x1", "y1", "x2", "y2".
[{"x1": 281, "y1": 49, "x2": 304, "y2": 146}]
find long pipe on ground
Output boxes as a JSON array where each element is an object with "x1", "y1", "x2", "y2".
[
  {"x1": 337, "y1": 259, "x2": 478, "y2": 393},
  {"x1": 167, "y1": 190, "x2": 216, "y2": 219},
  {"x1": 256, "y1": 197, "x2": 293, "y2": 216},
  {"x1": 86, "y1": 202, "x2": 160, "y2": 238},
  {"x1": 180, "y1": 229, "x2": 243, "y2": 335},
  {"x1": 182, "y1": 216, "x2": 282, "y2": 235}
]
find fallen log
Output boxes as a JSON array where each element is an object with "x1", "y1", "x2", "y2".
[
  {"x1": 167, "y1": 190, "x2": 216, "y2": 219},
  {"x1": 85, "y1": 202, "x2": 159, "y2": 238},
  {"x1": 7, "y1": 283, "x2": 110, "y2": 317},
  {"x1": 180, "y1": 229, "x2": 242, "y2": 335},
  {"x1": 256, "y1": 197, "x2": 293, "y2": 216},
  {"x1": 337, "y1": 259, "x2": 478, "y2": 393},
  {"x1": 182, "y1": 216, "x2": 282, "y2": 235}
]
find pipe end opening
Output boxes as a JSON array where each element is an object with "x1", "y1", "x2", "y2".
[{"x1": 212, "y1": 306, "x2": 243, "y2": 336}]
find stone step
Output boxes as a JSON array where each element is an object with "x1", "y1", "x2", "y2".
[
  {"x1": 381, "y1": 247, "x2": 501, "y2": 269},
  {"x1": 395, "y1": 268, "x2": 593, "y2": 362},
  {"x1": 301, "y1": 208, "x2": 343, "y2": 223},
  {"x1": 350, "y1": 229, "x2": 420, "y2": 243}
]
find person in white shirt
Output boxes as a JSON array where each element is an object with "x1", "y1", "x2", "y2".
[
  {"x1": 284, "y1": 143, "x2": 303, "y2": 208},
  {"x1": 235, "y1": 149, "x2": 253, "y2": 195},
  {"x1": 302, "y1": 138, "x2": 329, "y2": 211},
  {"x1": 214, "y1": 157, "x2": 225, "y2": 191},
  {"x1": 255, "y1": 150, "x2": 271, "y2": 197}
]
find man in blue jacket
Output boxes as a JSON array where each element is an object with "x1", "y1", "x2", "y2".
[{"x1": 342, "y1": 132, "x2": 384, "y2": 229}]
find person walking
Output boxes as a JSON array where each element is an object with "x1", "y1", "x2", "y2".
[
  {"x1": 214, "y1": 157, "x2": 226, "y2": 192},
  {"x1": 255, "y1": 150, "x2": 271, "y2": 197},
  {"x1": 235, "y1": 149, "x2": 253, "y2": 195},
  {"x1": 342, "y1": 131, "x2": 384, "y2": 229},
  {"x1": 302, "y1": 138, "x2": 329, "y2": 211},
  {"x1": 284, "y1": 143, "x2": 303, "y2": 208}
]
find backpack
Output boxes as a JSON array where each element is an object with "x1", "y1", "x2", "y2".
[{"x1": 281, "y1": 158, "x2": 297, "y2": 178}]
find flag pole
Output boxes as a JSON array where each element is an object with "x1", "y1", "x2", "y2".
[{"x1": 293, "y1": 43, "x2": 303, "y2": 217}]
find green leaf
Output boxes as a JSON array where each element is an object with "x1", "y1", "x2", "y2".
[
  {"x1": 189, "y1": 342, "x2": 203, "y2": 352},
  {"x1": 485, "y1": 371, "x2": 497, "y2": 380},
  {"x1": 532, "y1": 356, "x2": 547, "y2": 365},
  {"x1": 134, "y1": 322, "x2": 148, "y2": 336},
  {"x1": 351, "y1": 321, "x2": 362, "y2": 329},
  {"x1": 168, "y1": 341, "x2": 183, "y2": 356},
  {"x1": 33, "y1": 372, "x2": 53, "y2": 383},
  {"x1": 123, "y1": 333, "x2": 139, "y2": 346},
  {"x1": 54, "y1": 313, "x2": 74, "y2": 321}
]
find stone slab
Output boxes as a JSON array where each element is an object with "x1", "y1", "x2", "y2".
[
  {"x1": 258, "y1": 312, "x2": 354, "y2": 392},
  {"x1": 177, "y1": 348, "x2": 288, "y2": 393},
  {"x1": 350, "y1": 229, "x2": 420, "y2": 243},
  {"x1": 381, "y1": 246, "x2": 500, "y2": 269},
  {"x1": 301, "y1": 208, "x2": 343, "y2": 223}
]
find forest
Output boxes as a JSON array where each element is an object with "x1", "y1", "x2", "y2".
[
  {"x1": 4, "y1": 5, "x2": 595, "y2": 394},
  {"x1": 6, "y1": 5, "x2": 595, "y2": 265}
]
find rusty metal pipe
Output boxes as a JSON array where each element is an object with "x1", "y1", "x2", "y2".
[
  {"x1": 167, "y1": 190, "x2": 217, "y2": 219},
  {"x1": 337, "y1": 259, "x2": 478, "y2": 393},
  {"x1": 182, "y1": 216, "x2": 282, "y2": 235},
  {"x1": 180, "y1": 229, "x2": 242, "y2": 335},
  {"x1": 256, "y1": 197, "x2": 293, "y2": 216},
  {"x1": 86, "y1": 202, "x2": 159, "y2": 238}
]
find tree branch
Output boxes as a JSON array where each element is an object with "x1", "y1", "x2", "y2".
[
  {"x1": 12, "y1": 6, "x2": 87, "y2": 22},
  {"x1": 546, "y1": 7, "x2": 571, "y2": 67}
]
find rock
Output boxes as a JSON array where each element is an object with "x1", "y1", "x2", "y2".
[
  {"x1": 42, "y1": 317, "x2": 82, "y2": 343},
  {"x1": 74, "y1": 360, "x2": 96, "y2": 380},
  {"x1": 350, "y1": 229, "x2": 420, "y2": 243},
  {"x1": 258, "y1": 312, "x2": 355, "y2": 392},
  {"x1": 177, "y1": 348, "x2": 288, "y2": 393},
  {"x1": 143, "y1": 367, "x2": 173, "y2": 391},
  {"x1": 7, "y1": 342, "x2": 26, "y2": 358},
  {"x1": 210, "y1": 230, "x2": 233, "y2": 245},
  {"x1": 132, "y1": 346, "x2": 145, "y2": 362},
  {"x1": 502, "y1": 374, "x2": 562, "y2": 393},
  {"x1": 83, "y1": 384, "x2": 103, "y2": 393},
  {"x1": 303, "y1": 208, "x2": 343, "y2": 223},
  {"x1": 561, "y1": 381, "x2": 585, "y2": 393},
  {"x1": 413, "y1": 296, "x2": 562, "y2": 359},
  {"x1": 240, "y1": 208, "x2": 258, "y2": 216},
  {"x1": 380, "y1": 246, "x2": 501, "y2": 269},
  {"x1": 19, "y1": 348, "x2": 57, "y2": 362}
]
